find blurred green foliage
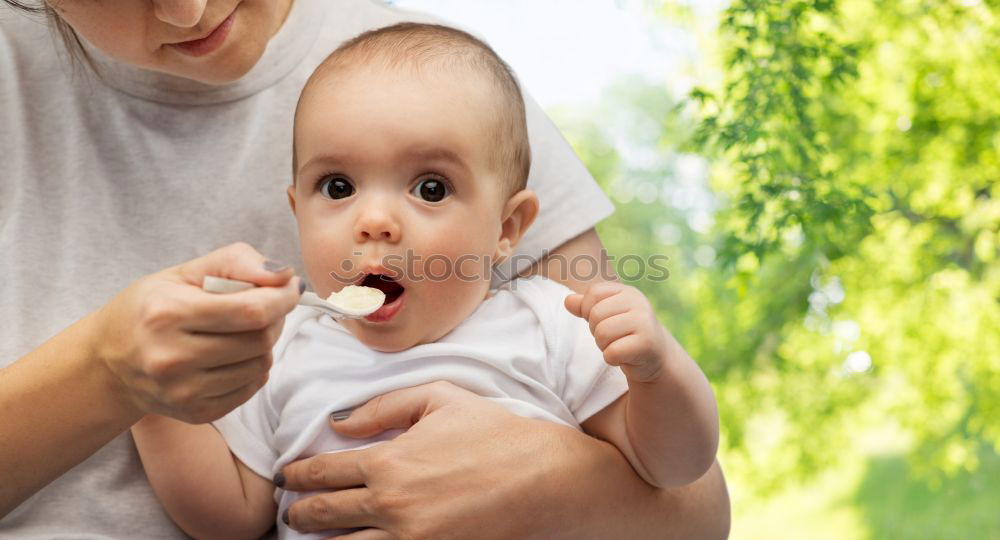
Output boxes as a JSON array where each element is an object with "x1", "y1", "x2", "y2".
[
  {"x1": 555, "y1": 0, "x2": 1000, "y2": 505},
  {"x1": 853, "y1": 445, "x2": 1000, "y2": 538}
]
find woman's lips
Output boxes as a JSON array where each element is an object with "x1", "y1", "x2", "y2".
[
  {"x1": 364, "y1": 290, "x2": 405, "y2": 323},
  {"x1": 171, "y1": 11, "x2": 236, "y2": 57}
]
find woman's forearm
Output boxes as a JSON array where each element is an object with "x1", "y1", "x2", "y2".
[
  {"x1": 630, "y1": 460, "x2": 731, "y2": 539},
  {"x1": 0, "y1": 244, "x2": 296, "y2": 518},
  {"x1": 577, "y1": 433, "x2": 730, "y2": 539},
  {"x1": 0, "y1": 312, "x2": 143, "y2": 517},
  {"x1": 523, "y1": 228, "x2": 617, "y2": 293}
]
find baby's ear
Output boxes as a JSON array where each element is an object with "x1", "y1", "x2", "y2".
[
  {"x1": 494, "y1": 189, "x2": 539, "y2": 263},
  {"x1": 286, "y1": 184, "x2": 297, "y2": 215}
]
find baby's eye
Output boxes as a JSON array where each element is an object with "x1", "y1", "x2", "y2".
[
  {"x1": 411, "y1": 177, "x2": 450, "y2": 203},
  {"x1": 319, "y1": 175, "x2": 355, "y2": 200}
]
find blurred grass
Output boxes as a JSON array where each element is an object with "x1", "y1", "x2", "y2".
[
  {"x1": 851, "y1": 447, "x2": 1000, "y2": 539},
  {"x1": 730, "y1": 444, "x2": 1000, "y2": 539},
  {"x1": 730, "y1": 462, "x2": 866, "y2": 539}
]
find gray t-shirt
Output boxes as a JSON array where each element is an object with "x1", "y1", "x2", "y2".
[{"x1": 0, "y1": 0, "x2": 613, "y2": 537}]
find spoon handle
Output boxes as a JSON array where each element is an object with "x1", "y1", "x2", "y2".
[
  {"x1": 202, "y1": 276, "x2": 255, "y2": 294},
  {"x1": 201, "y1": 276, "x2": 352, "y2": 319},
  {"x1": 298, "y1": 291, "x2": 351, "y2": 319}
]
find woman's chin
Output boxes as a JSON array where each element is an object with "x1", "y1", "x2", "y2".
[
  {"x1": 159, "y1": 42, "x2": 264, "y2": 85},
  {"x1": 174, "y1": 61, "x2": 255, "y2": 85}
]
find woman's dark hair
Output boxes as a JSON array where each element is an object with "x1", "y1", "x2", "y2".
[
  {"x1": 3, "y1": 1, "x2": 94, "y2": 69},
  {"x1": 3, "y1": 0, "x2": 43, "y2": 13}
]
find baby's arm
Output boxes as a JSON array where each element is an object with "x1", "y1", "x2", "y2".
[
  {"x1": 566, "y1": 283, "x2": 719, "y2": 488},
  {"x1": 131, "y1": 415, "x2": 276, "y2": 540}
]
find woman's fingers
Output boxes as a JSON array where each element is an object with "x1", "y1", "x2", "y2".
[
  {"x1": 166, "y1": 242, "x2": 302, "y2": 333},
  {"x1": 279, "y1": 450, "x2": 368, "y2": 491},
  {"x1": 330, "y1": 380, "x2": 466, "y2": 439},
  {"x1": 283, "y1": 389, "x2": 591, "y2": 539},
  {"x1": 199, "y1": 379, "x2": 268, "y2": 423},
  {"x1": 176, "y1": 242, "x2": 295, "y2": 289},
  {"x1": 198, "y1": 354, "x2": 272, "y2": 398},
  {"x1": 184, "y1": 321, "x2": 284, "y2": 369},
  {"x1": 131, "y1": 322, "x2": 280, "y2": 386},
  {"x1": 286, "y1": 488, "x2": 379, "y2": 533},
  {"x1": 332, "y1": 528, "x2": 392, "y2": 540},
  {"x1": 175, "y1": 278, "x2": 302, "y2": 333},
  {"x1": 160, "y1": 375, "x2": 267, "y2": 424}
]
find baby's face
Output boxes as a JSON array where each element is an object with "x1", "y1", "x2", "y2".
[{"x1": 290, "y1": 65, "x2": 510, "y2": 352}]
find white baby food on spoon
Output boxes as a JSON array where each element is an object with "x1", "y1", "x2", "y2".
[{"x1": 326, "y1": 285, "x2": 386, "y2": 313}]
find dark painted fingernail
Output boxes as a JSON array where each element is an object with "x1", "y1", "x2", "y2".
[
  {"x1": 273, "y1": 472, "x2": 285, "y2": 488},
  {"x1": 263, "y1": 260, "x2": 290, "y2": 273},
  {"x1": 330, "y1": 410, "x2": 351, "y2": 422},
  {"x1": 298, "y1": 280, "x2": 306, "y2": 294},
  {"x1": 282, "y1": 508, "x2": 290, "y2": 525}
]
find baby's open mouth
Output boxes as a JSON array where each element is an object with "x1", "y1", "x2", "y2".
[
  {"x1": 357, "y1": 274, "x2": 405, "y2": 323},
  {"x1": 359, "y1": 274, "x2": 405, "y2": 306}
]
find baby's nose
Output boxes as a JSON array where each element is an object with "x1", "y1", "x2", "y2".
[{"x1": 353, "y1": 204, "x2": 401, "y2": 243}]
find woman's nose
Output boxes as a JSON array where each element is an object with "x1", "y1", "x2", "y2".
[
  {"x1": 353, "y1": 200, "x2": 402, "y2": 244},
  {"x1": 152, "y1": 0, "x2": 208, "y2": 28}
]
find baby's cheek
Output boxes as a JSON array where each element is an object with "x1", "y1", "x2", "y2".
[
  {"x1": 301, "y1": 238, "x2": 354, "y2": 295},
  {"x1": 419, "y1": 279, "x2": 488, "y2": 341},
  {"x1": 424, "y1": 235, "x2": 495, "y2": 279}
]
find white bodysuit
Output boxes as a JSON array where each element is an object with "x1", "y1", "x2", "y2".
[{"x1": 215, "y1": 277, "x2": 629, "y2": 539}]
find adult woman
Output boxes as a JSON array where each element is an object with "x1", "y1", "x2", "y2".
[{"x1": 0, "y1": 0, "x2": 730, "y2": 537}]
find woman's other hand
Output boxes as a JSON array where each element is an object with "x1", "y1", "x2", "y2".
[
  {"x1": 93, "y1": 242, "x2": 302, "y2": 423},
  {"x1": 277, "y1": 381, "x2": 729, "y2": 539}
]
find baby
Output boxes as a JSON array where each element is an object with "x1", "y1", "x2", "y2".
[{"x1": 132, "y1": 23, "x2": 719, "y2": 539}]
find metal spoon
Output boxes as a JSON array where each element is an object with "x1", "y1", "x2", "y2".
[{"x1": 202, "y1": 276, "x2": 384, "y2": 320}]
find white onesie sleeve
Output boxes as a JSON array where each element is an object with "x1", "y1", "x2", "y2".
[
  {"x1": 517, "y1": 277, "x2": 629, "y2": 423},
  {"x1": 560, "y1": 312, "x2": 631, "y2": 423},
  {"x1": 212, "y1": 384, "x2": 280, "y2": 479},
  {"x1": 211, "y1": 307, "x2": 318, "y2": 479}
]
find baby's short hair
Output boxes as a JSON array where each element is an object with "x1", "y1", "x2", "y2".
[{"x1": 297, "y1": 22, "x2": 532, "y2": 196}]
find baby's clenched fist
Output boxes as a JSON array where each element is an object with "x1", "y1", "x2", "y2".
[{"x1": 564, "y1": 282, "x2": 670, "y2": 383}]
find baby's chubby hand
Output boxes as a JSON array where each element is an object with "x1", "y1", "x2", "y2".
[{"x1": 565, "y1": 282, "x2": 670, "y2": 383}]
